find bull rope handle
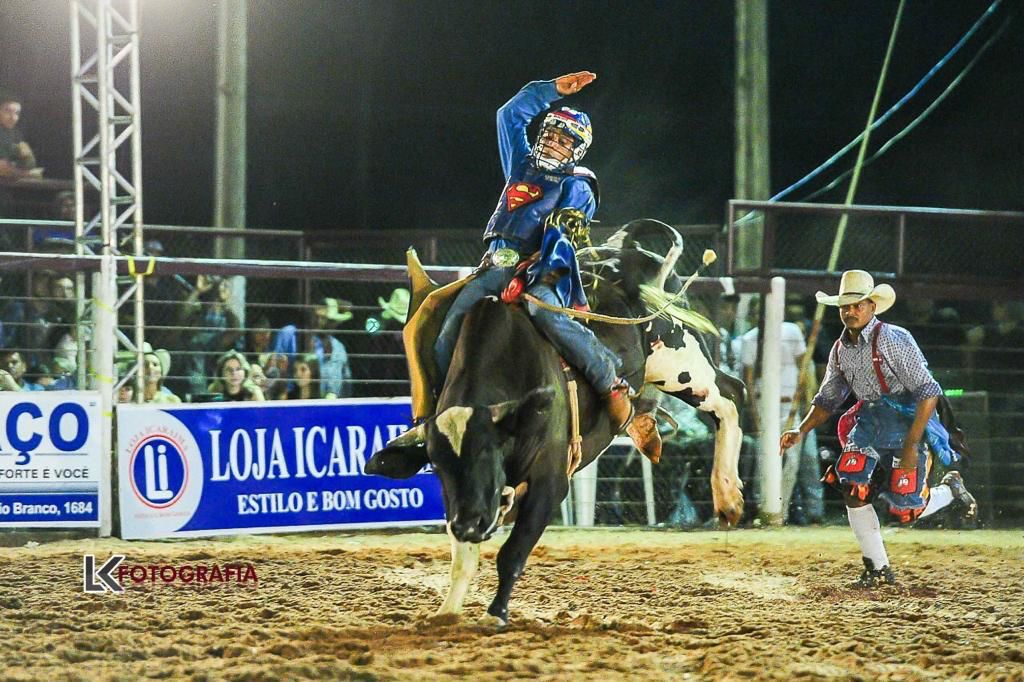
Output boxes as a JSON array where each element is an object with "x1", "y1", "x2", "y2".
[
  {"x1": 522, "y1": 249, "x2": 715, "y2": 326},
  {"x1": 566, "y1": 378, "x2": 583, "y2": 479}
]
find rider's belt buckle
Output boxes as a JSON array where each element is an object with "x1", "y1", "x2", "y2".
[{"x1": 491, "y1": 247, "x2": 520, "y2": 268}]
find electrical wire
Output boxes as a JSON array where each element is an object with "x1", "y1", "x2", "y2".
[
  {"x1": 799, "y1": 11, "x2": 1015, "y2": 203},
  {"x1": 770, "y1": 0, "x2": 1004, "y2": 203}
]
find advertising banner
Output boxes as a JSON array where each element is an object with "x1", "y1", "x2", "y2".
[
  {"x1": 116, "y1": 398, "x2": 444, "y2": 539},
  {"x1": 0, "y1": 391, "x2": 102, "y2": 527}
]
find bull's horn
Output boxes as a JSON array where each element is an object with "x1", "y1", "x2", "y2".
[
  {"x1": 387, "y1": 422, "x2": 427, "y2": 447},
  {"x1": 489, "y1": 398, "x2": 520, "y2": 424},
  {"x1": 655, "y1": 241, "x2": 683, "y2": 291}
]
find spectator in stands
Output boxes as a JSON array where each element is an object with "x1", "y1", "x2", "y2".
[
  {"x1": 904, "y1": 298, "x2": 966, "y2": 370},
  {"x1": 312, "y1": 298, "x2": 353, "y2": 398},
  {"x1": 117, "y1": 381, "x2": 135, "y2": 404},
  {"x1": 25, "y1": 191, "x2": 79, "y2": 249},
  {"x1": 140, "y1": 343, "x2": 180, "y2": 404},
  {"x1": 717, "y1": 294, "x2": 742, "y2": 375},
  {"x1": 23, "y1": 362, "x2": 56, "y2": 391},
  {"x1": 740, "y1": 303, "x2": 824, "y2": 525},
  {"x1": 248, "y1": 359, "x2": 269, "y2": 395},
  {"x1": 139, "y1": 240, "x2": 192, "y2": 352},
  {"x1": 245, "y1": 314, "x2": 275, "y2": 361},
  {"x1": 287, "y1": 353, "x2": 321, "y2": 400},
  {"x1": 0, "y1": 350, "x2": 40, "y2": 391},
  {"x1": 0, "y1": 91, "x2": 40, "y2": 179},
  {"x1": 178, "y1": 274, "x2": 242, "y2": 398},
  {"x1": 967, "y1": 299, "x2": 1024, "y2": 424},
  {"x1": 208, "y1": 349, "x2": 265, "y2": 402},
  {"x1": 1, "y1": 272, "x2": 65, "y2": 366},
  {"x1": 259, "y1": 351, "x2": 291, "y2": 400}
]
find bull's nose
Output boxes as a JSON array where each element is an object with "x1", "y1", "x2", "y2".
[{"x1": 450, "y1": 514, "x2": 491, "y2": 543}]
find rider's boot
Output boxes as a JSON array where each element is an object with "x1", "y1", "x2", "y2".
[
  {"x1": 605, "y1": 379, "x2": 662, "y2": 463},
  {"x1": 628, "y1": 413, "x2": 663, "y2": 464},
  {"x1": 605, "y1": 378, "x2": 633, "y2": 432}
]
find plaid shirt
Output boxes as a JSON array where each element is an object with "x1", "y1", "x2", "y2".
[{"x1": 812, "y1": 315, "x2": 943, "y2": 413}]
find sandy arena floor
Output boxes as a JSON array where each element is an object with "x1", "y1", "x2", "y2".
[{"x1": 0, "y1": 526, "x2": 1022, "y2": 680}]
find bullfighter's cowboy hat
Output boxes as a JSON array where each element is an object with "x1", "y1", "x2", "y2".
[{"x1": 815, "y1": 269, "x2": 895, "y2": 315}]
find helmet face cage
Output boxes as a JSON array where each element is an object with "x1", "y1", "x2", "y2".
[{"x1": 530, "y1": 107, "x2": 592, "y2": 172}]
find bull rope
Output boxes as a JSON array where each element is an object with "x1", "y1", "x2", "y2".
[{"x1": 565, "y1": 377, "x2": 583, "y2": 479}]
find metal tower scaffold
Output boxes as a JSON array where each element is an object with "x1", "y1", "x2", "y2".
[{"x1": 71, "y1": 0, "x2": 146, "y2": 537}]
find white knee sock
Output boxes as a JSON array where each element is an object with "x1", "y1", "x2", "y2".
[
  {"x1": 918, "y1": 485, "x2": 954, "y2": 519},
  {"x1": 847, "y1": 505, "x2": 890, "y2": 570}
]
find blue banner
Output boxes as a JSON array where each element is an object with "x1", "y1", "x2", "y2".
[
  {"x1": 117, "y1": 398, "x2": 444, "y2": 539},
  {"x1": 0, "y1": 493, "x2": 98, "y2": 523},
  {"x1": 0, "y1": 392, "x2": 103, "y2": 528}
]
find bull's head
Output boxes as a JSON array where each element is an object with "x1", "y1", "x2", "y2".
[{"x1": 365, "y1": 387, "x2": 554, "y2": 543}]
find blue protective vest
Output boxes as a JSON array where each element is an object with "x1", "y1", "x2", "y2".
[{"x1": 480, "y1": 80, "x2": 596, "y2": 254}]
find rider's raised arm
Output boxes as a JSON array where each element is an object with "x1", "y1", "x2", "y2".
[{"x1": 495, "y1": 80, "x2": 560, "y2": 179}]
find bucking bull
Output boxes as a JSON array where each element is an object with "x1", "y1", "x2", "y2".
[{"x1": 366, "y1": 219, "x2": 745, "y2": 625}]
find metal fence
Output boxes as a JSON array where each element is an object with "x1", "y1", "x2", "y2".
[{"x1": 1, "y1": 205, "x2": 1022, "y2": 527}]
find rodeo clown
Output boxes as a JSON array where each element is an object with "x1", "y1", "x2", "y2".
[
  {"x1": 780, "y1": 270, "x2": 977, "y2": 587},
  {"x1": 434, "y1": 71, "x2": 658, "y2": 456}
]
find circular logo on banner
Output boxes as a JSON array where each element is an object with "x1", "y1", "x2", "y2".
[
  {"x1": 129, "y1": 435, "x2": 188, "y2": 508},
  {"x1": 118, "y1": 409, "x2": 205, "y2": 538}
]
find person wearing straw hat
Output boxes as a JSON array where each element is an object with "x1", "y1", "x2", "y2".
[
  {"x1": 379, "y1": 288, "x2": 410, "y2": 326},
  {"x1": 313, "y1": 298, "x2": 353, "y2": 399},
  {"x1": 119, "y1": 342, "x2": 180, "y2": 404},
  {"x1": 780, "y1": 270, "x2": 976, "y2": 587}
]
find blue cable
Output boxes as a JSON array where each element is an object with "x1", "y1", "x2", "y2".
[
  {"x1": 800, "y1": 12, "x2": 1014, "y2": 203},
  {"x1": 770, "y1": 0, "x2": 1004, "y2": 203}
]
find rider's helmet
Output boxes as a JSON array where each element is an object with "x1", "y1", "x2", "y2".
[{"x1": 530, "y1": 107, "x2": 592, "y2": 172}]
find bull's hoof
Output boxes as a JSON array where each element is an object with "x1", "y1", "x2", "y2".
[
  {"x1": 426, "y1": 612, "x2": 462, "y2": 626},
  {"x1": 712, "y1": 475, "x2": 744, "y2": 526},
  {"x1": 478, "y1": 613, "x2": 508, "y2": 629}
]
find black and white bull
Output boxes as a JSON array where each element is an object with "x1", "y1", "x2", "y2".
[{"x1": 365, "y1": 219, "x2": 744, "y2": 625}]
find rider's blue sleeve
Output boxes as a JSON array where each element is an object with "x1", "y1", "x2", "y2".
[
  {"x1": 496, "y1": 80, "x2": 560, "y2": 179},
  {"x1": 558, "y1": 176, "x2": 597, "y2": 220}
]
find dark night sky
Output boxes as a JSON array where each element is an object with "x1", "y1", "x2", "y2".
[{"x1": 1, "y1": 0, "x2": 1021, "y2": 234}]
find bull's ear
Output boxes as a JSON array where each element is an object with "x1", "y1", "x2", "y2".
[
  {"x1": 490, "y1": 386, "x2": 555, "y2": 434},
  {"x1": 364, "y1": 424, "x2": 430, "y2": 479}
]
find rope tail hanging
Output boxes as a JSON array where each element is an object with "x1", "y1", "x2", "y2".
[{"x1": 786, "y1": 0, "x2": 908, "y2": 429}]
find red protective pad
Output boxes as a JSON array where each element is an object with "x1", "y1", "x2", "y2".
[
  {"x1": 890, "y1": 506, "x2": 923, "y2": 525},
  {"x1": 837, "y1": 400, "x2": 864, "y2": 448},
  {"x1": 501, "y1": 277, "x2": 525, "y2": 304},
  {"x1": 890, "y1": 467, "x2": 918, "y2": 495},
  {"x1": 505, "y1": 183, "x2": 544, "y2": 211},
  {"x1": 837, "y1": 450, "x2": 869, "y2": 475}
]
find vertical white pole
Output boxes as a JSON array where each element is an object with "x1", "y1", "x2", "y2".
[
  {"x1": 641, "y1": 455, "x2": 656, "y2": 525},
  {"x1": 572, "y1": 459, "x2": 598, "y2": 527},
  {"x1": 94, "y1": 0, "x2": 114, "y2": 538},
  {"x1": 758, "y1": 276, "x2": 785, "y2": 525}
]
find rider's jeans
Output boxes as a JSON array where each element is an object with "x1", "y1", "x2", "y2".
[
  {"x1": 434, "y1": 267, "x2": 621, "y2": 394},
  {"x1": 524, "y1": 281, "x2": 620, "y2": 393}
]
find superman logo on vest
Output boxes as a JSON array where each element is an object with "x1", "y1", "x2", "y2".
[{"x1": 505, "y1": 183, "x2": 543, "y2": 211}]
